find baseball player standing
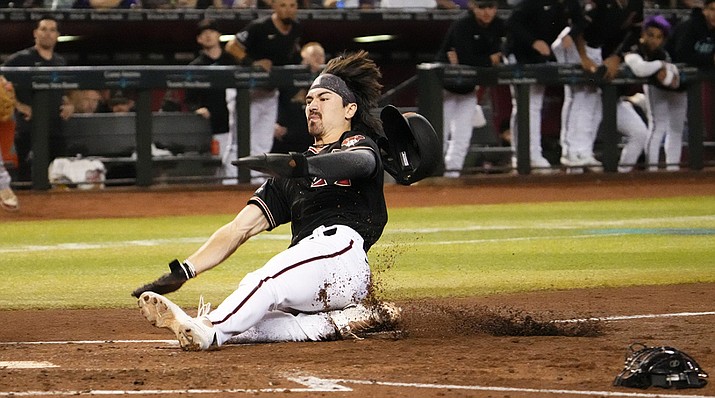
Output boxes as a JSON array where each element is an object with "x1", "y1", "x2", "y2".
[
  {"x1": 504, "y1": 0, "x2": 586, "y2": 173},
  {"x1": 555, "y1": 0, "x2": 649, "y2": 173},
  {"x1": 624, "y1": 15, "x2": 686, "y2": 171},
  {"x1": 132, "y1": 51, "x2": 400, "y2": 351},
  {"x1": 436, "y1": 0, "x2": 506, "y2": 178},
  {"x1": 225, "y1": 0, "x2": 303, "y2": 183}
]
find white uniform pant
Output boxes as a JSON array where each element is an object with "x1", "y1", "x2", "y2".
[
  {"x1": 226, "y1": 88, "x2": 279, "y2": 183},
  {"x1": 207, "y1": 225, "x2": 370, "y2": 345},
  {"x1": 442, "y1": 90, "x2": 477, "y2": 176},
  {"x1": 0, "y1": 150, "x2": 10, "y2": 190},
  {"x1": 249, "y1": 89, "x2": 279, "y2": 181},
  {"x1": 644, "y1": 85, "x2": 686, "y2": 171},
  {"x1": 509, "y1": 83, "x2": 547, "y2": 162},
  {"x1": 560, "y1": 46, "x2": 649, "y2": 169}
]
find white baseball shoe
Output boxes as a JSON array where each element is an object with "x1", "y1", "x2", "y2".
[
  {"x1": 138, "y1": 292, "x2": 216, "y2": 351},
  {"x1": 560, "y1": 153, "x2": 602, "y2": 173},
  {"x1": 0, "y1": 188, "x2": 19, "y2": 212},
  {"x1": 329, "y1": 301, "x2": 402, "y2": 339}
]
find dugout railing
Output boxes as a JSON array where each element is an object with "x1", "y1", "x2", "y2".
[
  {"x1": 0, "y1": 63, "x2": 712, "y2": 189},
  {"x1": 0, "y1": 64, "x2": 316, "y2": 189},
  {"x1": 416, "y1": 62, "x2": 710, "y2": 175}
]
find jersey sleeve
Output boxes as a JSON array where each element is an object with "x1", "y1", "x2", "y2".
[{"x1": 247, "y1": 180, "x2": 292, "y2": 230}]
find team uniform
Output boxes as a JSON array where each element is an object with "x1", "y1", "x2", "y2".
[
  {"x1": 505, "y1": 0, "x2": 586, "y2": 172},
  {"x1": 436, "y1": 9, "x2": 505, "y2": 177},
  {"x1": 186, "y1": 51, "x2": 238, "y2": 181},
  {"x1": 667, "y1": 4, "x2": 715, "y2": 143},
  {"x1": 3, "y1": 47, "x2": 68, "y2": 181},
  {"x1": 624, "y1": 39, "x2": 686, "y2": 171},
  {"x1": 233, "y1": 16, "x2": 302, "y2": 182},
  {"x1": 556, "y1": 0, "x2": 649, "y2": 172},
  {"x1": 195, "y1": 131, "x2": 386, "y2": 345}
]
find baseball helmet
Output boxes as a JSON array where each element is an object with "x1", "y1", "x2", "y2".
[{"x1": 379, "y1": 105, "x2": 440, "y2": 185}]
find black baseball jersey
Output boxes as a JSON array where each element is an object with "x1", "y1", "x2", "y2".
[
  {"x1": 582, "y1": 0, "x2": 643, "y2": 58},
  {"x1": 436, "y1": 12, "x2": 506, "y2": 94},
  {"x1": 234, "y1": 15, "x2": 302, "y2": 67},
  {"x1": 3, "y1": 47, "x2": 67, "y2": 113},
  {"x1": 249, "y1": 131, "x2": 387, "y2": 252},
  {"x1": 185, "y1": 51, "x2": 236, "y2": 135},
  {"x1": 667, "y1": 7, "x2": 715, "y2": 70},
  {"x1": 505, "y1": 0, "x2": 586, "y2": 64}
]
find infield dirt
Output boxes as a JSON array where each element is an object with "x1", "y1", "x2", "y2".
[{"x1": 2, "y1": 171, "x2": 714, "y2": 397}]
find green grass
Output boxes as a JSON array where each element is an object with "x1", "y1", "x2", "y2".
[{"x1": 1, "y1": 196, "x2": 714, "y2": 309}]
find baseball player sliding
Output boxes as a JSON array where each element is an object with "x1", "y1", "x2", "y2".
[{"x1": 132, "y1": 51, "x2": 410, "y2": 351}]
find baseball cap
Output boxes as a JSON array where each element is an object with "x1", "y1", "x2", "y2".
[
  {"x1": 644, "y1": 15, "x2": 671, "y2": 36},
  {"x1": 471, "y1": 0, "x2": 497, "y2": 7},
  {"x1": 196, "y1": 19, "x2": 219, "y2": 36}
]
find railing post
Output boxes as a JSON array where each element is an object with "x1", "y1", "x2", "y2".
[
  {"x1": 417, "y1": 64, "x2": 444, "y2": 175},
  {"x1": 236, "y1": 88, "x2": 251, "y2": 184},
  {"x1": 687, "y1": 79, "x2": 704, "y2": 170},
  {"x1": 600, "y1": 85, "x2": 619, "y2": 172},
  {"x1": 515, "y1": 84, "x2": 531, "y2": 175},
  {"x1": 31, "y1": 90, "x2": 51, "y2": 190},
  {"x1": 135, "y1": 89, "x2": 152, "y2": 187}
]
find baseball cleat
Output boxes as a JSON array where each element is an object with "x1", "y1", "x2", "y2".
[
  {"x1": 138, "y1": 292, "x2": 217, "y2": 351},
  {"x1": 0, "y1": 188, "x2": 19, "y2": 212},
  {"x1": 329, "y1": 301, "x2": 402, "y2": 339}
]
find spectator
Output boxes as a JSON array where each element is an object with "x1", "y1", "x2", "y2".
[
  {"x1": 2, "y1": 15, "x2": 75, "y2": 183},
  {"x1": 504, "y1": 0, "x2": 586, "y2": 174},
  {"x1": 272, "y1": 41, "x2": 325, "y2": 154},
  {"x1": 68, "y1": 90, "x2": 104, "y2": 114},
  {"x1": 0, "y1": 76, "x2": 18, "y2": 211},
  {"x1": 668, "y1": 0, "x2": 715, "y2": 142},
  {"x1": 323, "y1": 0, "x2": 374, "y2": 7},
  {"x1": 72, "y1": 0, "x2": 137, "y2": 8},
  {"x1": 436, "y1": 0, "x2": 471, "y2": 8},
  {"x1": 557, "y1": 0, "x2": 650, "y2": 173},
  {"x1": 436, "y1": 0, "x2": 505, "y2": 177},
  {"x1": 0, "y1": 0, "x2": 43, "y2": 7},
  {"x1": 225, "y1": 0, "x2": 303, "y2": 183},
  {"x1": 380, "y1": 0, "x2": 435, "y2": 6},
  {"x1": 107, "y1": 90, "x2": 135, "y2": 113},
  {"x1": 185, "y1": 19, "x2": 239, "y2": 182},
  {"x1": 624, "y1": 15, "x2": 686, "y2": 171}
]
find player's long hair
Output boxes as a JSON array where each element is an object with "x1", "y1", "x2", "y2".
[{"x1": 322, "y1": 50, "x2": 383, "y2": 138}]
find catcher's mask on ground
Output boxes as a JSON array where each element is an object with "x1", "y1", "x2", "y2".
[
  {"x1": 379, "y1": 105, "x2": 440, "y2": 185},
  {"x1": 613, "y1": 343, "x2": 709, "y2": 389}
]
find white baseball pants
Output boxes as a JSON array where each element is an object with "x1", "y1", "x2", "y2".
[
  {"x1": 0, "y1": 150, "x2": 10, "y2": 190},
  {"x1": 644, "y1": 85, "x2": 687, "y2": 171},
  {"x1": 207, "y1": 225, "x2": 370, "y2": 344},
  {"x1": 442, "y1": 89, "x2": 478, "y2": 177},
  {"x1": 559, "y1": 45, "x2": 649, "y2": 169}
]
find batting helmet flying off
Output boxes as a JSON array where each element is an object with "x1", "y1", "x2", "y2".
[{"x1": 379, "y1": 105, "x2": 440, "y2": 185}]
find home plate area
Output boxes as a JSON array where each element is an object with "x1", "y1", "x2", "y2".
[{"x1": 1, "y1": 284, "x2": 713, "y2": 398}]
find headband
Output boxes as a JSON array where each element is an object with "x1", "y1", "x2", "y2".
[{"x1": 309, "y1": 73, "x2": 356, "y2": 103}]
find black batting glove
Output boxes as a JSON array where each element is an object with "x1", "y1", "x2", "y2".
[{"x1": 131, "y1": 259, "x2": 196, "y2": 298}]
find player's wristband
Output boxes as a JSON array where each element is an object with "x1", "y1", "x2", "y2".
[{"x1": 168, "y1": 259, "x2": 196, "y2": 280}]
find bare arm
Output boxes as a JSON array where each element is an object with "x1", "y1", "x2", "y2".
[
  {"x1": 186, "y1": 204, "x2": 270, "y2": 274},
  {"x1": 225, "y1": 38, "x2": 248, "y2": 64}
]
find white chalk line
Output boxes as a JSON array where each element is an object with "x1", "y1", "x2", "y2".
[
  {"x1": 1, "y1": 310, "x2": 713, "y2": 397},
  {"x1": 2, "y1": 214, "x2": 713, "y2": 254},
  {"x1": 1, "y1": 374, "x2": 713, "y2": 397},
  {"x1": 0, "y1": 361, "x2": 59, "y2": 369},
  {"x1": 556, "y1": 311, "x2": 715, "y2": 323}
]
